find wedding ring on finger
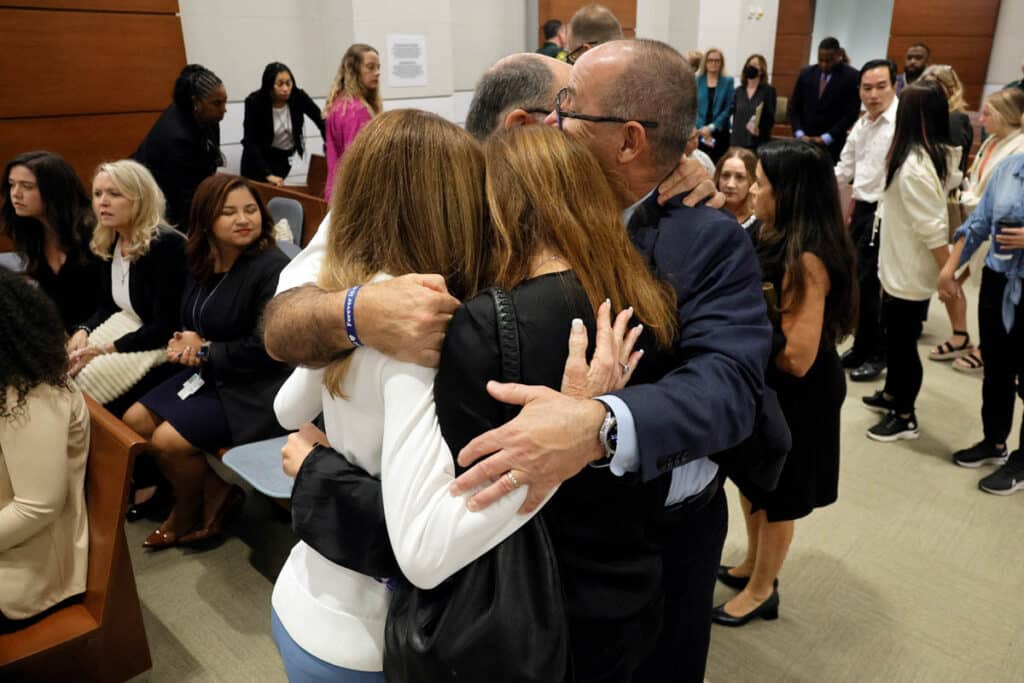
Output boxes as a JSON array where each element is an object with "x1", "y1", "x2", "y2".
[
  {"x1": 505, "y1": 471, "x2": 521, "y2": 489},
  {"x1": 620, "y1": 362, "x2": 630, "y2": 375}
]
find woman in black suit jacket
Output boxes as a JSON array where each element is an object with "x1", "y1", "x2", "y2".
[
  {"x1": 68, "y1": 160, "x2": 187, "y2": 412},
  {"x1": 133, "y1": 64, "x2": 226, "y2": 228},
  {"x1": 732, "y1": 54, "x2": 778, "y2": 150},
  {"x1": 241, "y1": 62, "x2": 326, "y2": 186},
  {"x1": 125, "y1": 175, "x2": 290, "y2": 550}
]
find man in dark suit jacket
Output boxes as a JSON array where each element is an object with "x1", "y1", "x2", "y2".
[
  {"x1": 450, "y1": 39, "x2": 771, "y2": 682},
  {"x1": 789, "y1": 36, "x2": 861, "y2": 162}
]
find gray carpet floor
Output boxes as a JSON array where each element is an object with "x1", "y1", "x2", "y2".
[{"x1": 125, "y1": 284, "x2": 1024, "y2": 683}]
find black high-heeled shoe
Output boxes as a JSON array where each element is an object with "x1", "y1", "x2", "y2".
[
  {"x1": 711, "y1": 590, "x2": 780, "y2": 627},
  {"x1": 126, "y1": 484, "x2": 173, "y2": 522},
  {"x1": 716, "y1": 565, "x2": 779, "y2": 591}
]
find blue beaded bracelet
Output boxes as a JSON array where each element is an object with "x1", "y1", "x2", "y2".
[{"x1": 344, "y1": 285, "x2": 363, "y2": 348}]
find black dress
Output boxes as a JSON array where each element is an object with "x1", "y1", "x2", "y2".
[
  {"x1": 433, "y1": 271, "x2": 671, "y2": 683},
  {"x1": 139, "y1": 246, "x2": 291, "y2": 451},
  {"x1": 744, "y1": 237, "x2": 845, "y2": 522}
]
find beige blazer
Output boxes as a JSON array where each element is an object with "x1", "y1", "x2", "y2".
[{"x1": 0, "y1": 383, "x2": 89, "y2": 620}]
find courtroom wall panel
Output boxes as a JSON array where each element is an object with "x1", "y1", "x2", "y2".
[
  {"x1": 0, "y1": 1, "x2": 185, "y2": 184},
  {"x1": 887, "y1": 0, "x2": 1000, "y2": 109}
]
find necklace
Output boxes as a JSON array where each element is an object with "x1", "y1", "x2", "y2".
[{"x1": 530, "y1": 254, "x2": 568, "y2": 277}]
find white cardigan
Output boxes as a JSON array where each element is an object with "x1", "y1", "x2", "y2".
[
  {"x1": 878, "y1": 146, "x2": 962, "y2": 301},
  {"x1": 271, "y1": 260, "x2": 543, "y2": 671}
]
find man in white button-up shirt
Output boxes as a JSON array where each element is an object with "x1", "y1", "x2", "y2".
[{"x1": 835, "y1": 58, "x2": 898, "y2": 382}]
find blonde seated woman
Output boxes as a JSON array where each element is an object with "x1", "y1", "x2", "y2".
[
  {"x1": 67, "y1": 160, "x2": 186, "y2": 415},
  {"x1": 0, "y1": 269, "x2": 89, "y2": 630}
]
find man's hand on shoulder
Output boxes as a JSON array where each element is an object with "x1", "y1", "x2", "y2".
[
  {"x1": 357, "y1": 274, "x2": 460, "y2": 368},
  {"x1": 658, "y1": 155, "x2": 726, "y2": 209},
  {"x1": 450, "y1": 382, "x2": 606, "y2": 514}
]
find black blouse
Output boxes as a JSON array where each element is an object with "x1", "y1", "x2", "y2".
[
  {"x1": 181, "y1": 245, "x2": 291, "y2": 444},
  {"x1": 31, "y1": 250, "x2": 104, "y2": 333},
  {"x1": 433, "y1": 271, "x2": 671, "y2": 672}
]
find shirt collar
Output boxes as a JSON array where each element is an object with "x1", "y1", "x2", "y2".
[{"x1": 621, "y1": 187, "x2": 658, "y2": 226}]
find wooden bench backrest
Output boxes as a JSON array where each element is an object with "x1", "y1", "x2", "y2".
[
  {"x1": 306, "y1": 153, "x2": 328, "y2": 199},
  {"x1": 81, "y1": 396, "x2": 146, "y2": 622}
]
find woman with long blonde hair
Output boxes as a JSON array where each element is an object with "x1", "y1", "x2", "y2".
[
  {"x1": 271, "y1": 114, "x2": 677, "y2": 681},
  {"x1": 323, "y1": 44, "x2": 381, "y2": 201},
  {"x1": 68, "y1": 159, "x2": 186, "y2": 414}
]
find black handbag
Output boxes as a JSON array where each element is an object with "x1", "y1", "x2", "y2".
[{"x1": 383, "y1": 287, "x2": 571, "y2": 683}]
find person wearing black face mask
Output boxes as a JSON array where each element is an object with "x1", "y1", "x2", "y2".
[{"x1": 733, "y1": 54, "x2": 777, "y2": 151}]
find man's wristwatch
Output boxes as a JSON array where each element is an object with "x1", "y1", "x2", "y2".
[{"x1": 596, "y1": 400, "x2": 618, "y2": 462}]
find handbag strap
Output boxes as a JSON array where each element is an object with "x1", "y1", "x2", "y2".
[{"x1": 488, "y1": 287, "x2": 521, "y2": 421}]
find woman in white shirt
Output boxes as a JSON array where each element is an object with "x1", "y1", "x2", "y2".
[{"x1": 863, "y1": 81, "x2": 962, "y2": 442}]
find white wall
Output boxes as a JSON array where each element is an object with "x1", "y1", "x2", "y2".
[
  {"x1": 984, "y1": 0, "x2": 1024, "y2": 100},
  {"x1": 178, "y1": 0, "x2": 527, "y2": 181},
  {"x1": 810, "y1": 0, "x2": 894, "y2": 69},
  {"x1": 636, "y1": 0, "x2": 778, "y2": 78}
]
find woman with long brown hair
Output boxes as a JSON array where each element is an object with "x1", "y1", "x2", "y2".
[
  {"x1": 323, "y1": 44, "x2": 381, "y2": 201},
  {"x1": 271, "y1": 112, "x2": 677, "y2": 681}
]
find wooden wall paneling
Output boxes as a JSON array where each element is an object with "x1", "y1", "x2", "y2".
[
  {"x1": 889, "y1": 0, "x2": 1000, "y2": 36},
  {"x1": 772, "y1": 0, "x2": 815, "y2": 104},
  {"x1": 0, "y1": 1, "x2": 178, "y2": 12},
  {"x1": 0, "y1": 8, "x2": 186, "y2": 118},
  {"x1": 887, "y1": 0, "x2": 1001, "y2": 111},
  {"x1": 0, "y1": 113, "x2": 162, "y2": 185},
  {"x1": 537, "y1": 0, "x2": 637, "y2": 47}
]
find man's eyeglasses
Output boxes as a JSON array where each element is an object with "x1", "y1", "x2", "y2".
[
  {"x1": 566, "y1": 41, "x2": 603, "y2": 65},
  {"x1": 554, "y1": 87, "x2": 659, "y2": 131}
]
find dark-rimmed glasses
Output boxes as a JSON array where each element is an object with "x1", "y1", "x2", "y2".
[{"x1": 554, "y1": 87, "x2": 659, "y2": 131}]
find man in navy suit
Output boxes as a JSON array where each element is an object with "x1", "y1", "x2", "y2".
[
  {"x1": 789, "y1": 36, "x2": 861, "y2": 162},
  {"x1": 452, "y1": 39, "x2": 772, "y2": 681}
]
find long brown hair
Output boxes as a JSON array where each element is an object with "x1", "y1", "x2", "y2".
[
  {"x1": 319, "y1": 109, "x2": 489, "y2": 394},
  {"x1": 483, "y1": 126, "x2": 676, "y2": 348},
  {"x1": 185, "y1": 175, "x2": 274, "y2": 282},
  {"x1": 324, "y1": 44, "x2": 382, "y2": 117}
]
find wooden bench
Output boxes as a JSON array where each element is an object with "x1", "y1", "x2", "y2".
[
  {"x1": 0, "y1": 396, "x2": 152, "y2": 682},
  {"x1": 305, "y1": 153, "x2": 327, "y2": 199},
  {"x1": 250, "y1": 181, "x2": 327, "y2": 247}
]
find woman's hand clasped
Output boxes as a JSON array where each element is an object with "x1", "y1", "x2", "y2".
[
  {"x1": 560, "y1": 300, "x2": 644, "y2": 399},
  {"x1": 166, "y1": 330, "x2": 205, "y2": 366},
  {"x1": 281, "y1": 423, "x2": 330, "y2": 478},
  {"x1": 68, "y1": 345, "x2": 105, "y2": 377}
]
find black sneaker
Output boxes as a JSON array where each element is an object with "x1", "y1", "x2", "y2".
[
  {"x1": 841, "y1": 348, "x2": 864, "y2": 369},
  {"x1": 862, "y1": 390, "x2": 896, "y2": 415},
  {"x1": 952, "y1": 440, "x2": 1009, "y2": 469},
  {"x1": 978, "y1": 451, "x2": 1024, "y2": 495},
  {"x1": 850, "y1": 360, "x2": 886, "y2": 382},
  {"x1": 866, "y1": 412, "x2": 920, "y2": 442}
]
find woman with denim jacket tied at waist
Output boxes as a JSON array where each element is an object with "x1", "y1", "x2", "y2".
[{"x1": 940, "y1": 138, "x2": 1024, "y2": 494}]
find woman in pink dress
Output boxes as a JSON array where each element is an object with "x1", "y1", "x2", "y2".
[{"x1": 324, "y1": 44, "x2": 382, "y2": 201}]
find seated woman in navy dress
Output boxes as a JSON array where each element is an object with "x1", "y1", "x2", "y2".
[{"x1": 124, "y1": 175, "x2": 290, "y2": 550}]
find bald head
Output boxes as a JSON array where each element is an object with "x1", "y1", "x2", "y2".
[
  {"x1": 580, "y1": 40, "x2": 695, "y2": 170},
  {"x1": 566, "y1": 4, "x2": 623, "y2": 52},
  {"x1": 465, "y1": 53, "x2": 570, "y2": 140}
]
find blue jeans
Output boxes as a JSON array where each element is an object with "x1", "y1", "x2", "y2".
[{"x1": 270, "y1": 608, "x2": 385, "y2": 683}]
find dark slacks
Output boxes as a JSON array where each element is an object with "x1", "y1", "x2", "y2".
[
  {"x1": 881, "y1": 293, "x2": 930, "y2": 414},
  {"x1": 979, "y1": 267, "x2": 1024, "y2": 449},
  {"x1": 850, "y1": 201, "x2": 883, "y2": 362},
  {"x1": 633, "y1": 484, "x2": 728, "y2": 683}
]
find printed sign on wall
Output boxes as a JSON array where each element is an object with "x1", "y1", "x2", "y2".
[{"x1": 387, "y1": 34, "x2": 428, "y2": 88}]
